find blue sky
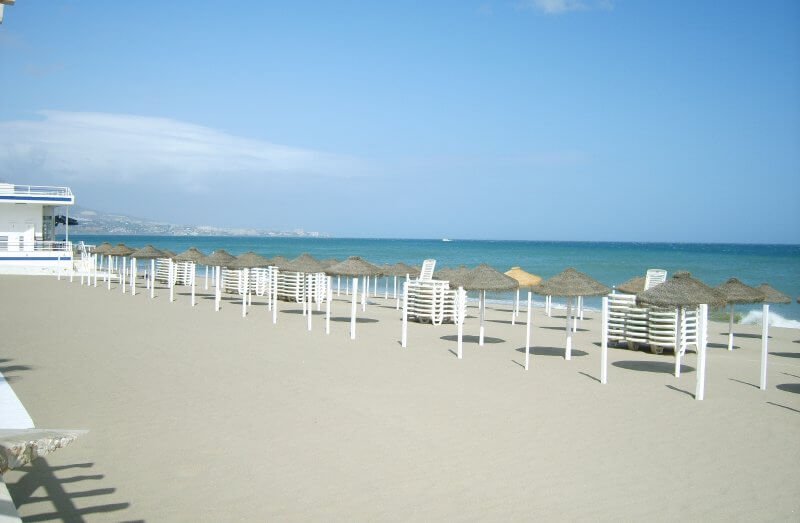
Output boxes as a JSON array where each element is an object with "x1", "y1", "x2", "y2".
[{"x1": 0, "y1": 0, "x2": 798, "y2": 242}]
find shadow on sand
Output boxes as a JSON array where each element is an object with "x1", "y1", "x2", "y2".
[
  {"x1": 776, "y1": 383, "x2": 800, "y2": 395},
  {"x1": 441, "y1": 335, "x2": 505, "y2": 344},
  {"x1": 7, "y1": 459, "x2": 131, "y2": 522},
  {"x1": 515, "y1": 346, "x2": 588, "y2": 357},
  {"x1": 613, "y1": 360, "x2": 694, "y2": 374},
  {"x1": 330, "y1": 316, "x2": 379, "y2": 324}
]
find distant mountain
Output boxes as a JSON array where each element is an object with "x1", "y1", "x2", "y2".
[{"x1": 69, "y1": 206, "x2": 328, "y2": 238}]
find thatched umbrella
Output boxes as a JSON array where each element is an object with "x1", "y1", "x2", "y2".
[
  {"x1": 229, "y1": 251, "x2": 271, "y2": 269},
  {"x1": 325, "y1": 257, "x2": 381, "y2": 339},
  {"x1": 89, "y1": 242, "x2": 113, "y2": 286},
  {"x1": 107, "y1": 243, "x2": 134, "y2": 293},
  {"x1": 283, "y1": 253, "x2": 325, "y2": 274},
  {"x1": 616, "y1": 276, "x2": 646, "y2": 295},
  {"x1": 174, "y1": 247, "x2": 207, "y2": 306},
  {"x1": 716, "y1": 278, "x2": 765, "y2": 351},
  {"x1": 381, "y1": 262, "x2": 420, "y2": 304},
  {"x1": 283, "y1": 254, "x2": 327, "y2": 325},
  {"x1": 756, "y1": 283, "x2": 791, "y2": 304},
  {"x1": 129, "y1": 245, "x2": 165, "y2": 298},
  {"x1": 320, "y1": 258, "x2": 340, "y2": 268},
  {"x1": 461, "y1": 264, "x2": 518, "y2": 347},
  {"x1": 268, "y1": 255, "x2": 290, "y2": 270},
  {"x1": 505, "y1": 267, "x2": 542, "y2": 325},
  {"x1": 534, "y1": 268, "x2": 610, "y2": 360},
  {"x1": 201, "y1": 249, "x2": 236, "y2": 312},
  {"x1": 161, "y1": 249, "x2": 177, "y2": 259},
  {"x1": 638, "y1": 272, "x2": 724, "y2": 397}
]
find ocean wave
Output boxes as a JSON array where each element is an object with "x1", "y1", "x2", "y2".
[{"x1": 740, "y1": 310, "x2": 800, "y2": 329}]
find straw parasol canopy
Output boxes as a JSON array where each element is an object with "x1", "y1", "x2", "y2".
[
  {"x1": 637, "y1": 272, "x2": 725, "y2": 308},
  {"x1": 283, "y1": 253, "x2": 326, "y2": 273},
  {"x1": 463, "y1": 264, "x2": 519, "y2": 292},
  {"x1": 107, "y1": 243, "x2": 134, "y2": 257},
  {"x1": 756, "y1": 283, "x2": 791, "y2": 304},
  {"x1": 160, "y1": 249, "x2": 177, "y2": 259},
  {"x1": 504, "y1": 267, "x2": 542, "y2": 288},
  {"x1": 534, "y1": 268, "x2": 610, "y2": 297},
  {"x1": 129, "y1": 245, "x2": 166, "y2": 260},
  {"x1": 616, "y1": 276, "x2": 646, "y2": 294},
  {"x1": 386, "y1": 262, "x2": 420, "y2": 278},
  {"x1": 320, "y1": 258, "x2": 340, "y2": 268},
  {"x1": 174, "y1": 247, "x2": 207, "y2": 263},
  {"x1": 435, "y1": 266, "x2": 472, "y2": 288},
  {"x1": 201, "y1": 249, "x2": 236, "y2": 267},
  {"x1": 325, "y1": 256, "x2": 381, "y2": 277},
  {"x1": 715, "y1": 278, "x2": 765, "y2": 304},
  {"x1": 268, "y1": 256, "x2": 290, "y2": 269},
  {"x1": 91, "y1": 242, "x2": 113, "y2": 255},
  {"x1": 229, "y1": 251, "x2": 272, "y2": 269}
]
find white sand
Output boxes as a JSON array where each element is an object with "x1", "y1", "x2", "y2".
[{"x1": 1, "y1": 275, "x2": 799, "y2": 521}]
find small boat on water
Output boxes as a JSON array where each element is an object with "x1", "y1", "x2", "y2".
[{"x1": 442, "y1": 238, "x2": 452, "y2": 242}]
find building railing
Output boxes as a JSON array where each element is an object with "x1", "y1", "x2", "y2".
[
  {"x1": 0, "y1": 241, "x2": 73, "y2": 253},
  {"x1": 0, "y1": 184, "x2": 74, "y2": 198}
]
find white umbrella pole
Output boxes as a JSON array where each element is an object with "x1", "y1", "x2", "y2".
[
  {"x1": 272, "y1": 271, "x2": 278, "y2": 324},
  {"x1": 107, "y1": 256, "x2": 112, "y2": 290},
  {"x1": 150, "y1": 259, "x2": 156, "y2": 299},
  {"x1": 760, "y1": 303, "x2": 769, "y2": 390},
  {"x1": 525, "y1": 291, "x2": 532, "y2": 370},
  {"x1": 205, "y1": 265, "x2": 209, "y2": 290},
  {"x1": 579, "y1": 296, "x2": 584, "y2": 321},
  {"x1": 393, "y1": 276, "x2": 398, "y2": 299},
  {"x1": 317, "y1": 275, "x2": 322, "y2": 311},
  {"x1": 131, "y1": 258, "x2": 137, "y2": 295},
  {"x1": 601, "y1": 296, "x2": 609, "y2": 384},
  {"x1": 675, "y1": 307, "x2": 683, "y2": 378},
  {"x1": 346, "y1": 277, "x2": 349, "y2": 295},
  {"x1": 727, "y1": 304, "x2": 735, "y2": 351},
  {"x1": 242, "y1": 269, "x2": 248, "y2": 318},
  {"x1": 94, "y1": 255, "x2": 98, "y2": 287},
  {"x1": 457, "y1": 287, "x2": 466, "y2": 359},
  {"x1": 401, "y1": 281, "x2": 408, "y2": 348},
  {"x1": 191, "y1": 263, "x2": 196, "y2": 306},
  {"x1": 337, "y1": 275, "x2": 341, "y2": 296},
  {"x1": 361, "y1": 275, "x2": 367, "y2": 312},
  {"x1": 565, "y1": 297, "x2": 572, "y2": 360},
  {"x1": 169, "y1": 259, "x2": 174, "y2": 302},
  {"x1": 384, "y1": 276, "x2": 388, "y2": 300},
  {"x1": 512, "y1": 289, "x2": 519, "y2": 325},
  {"x1": 373, "y1": 275, "x2": 377, "y2": 296},
  {"x1": 121, "y1": 257, "x2": 126, "y2": 293},
  {"x1": 478, "y1": 290, "x2": 486, "y2": 346},
  {"x1": 696, "y1": 304, "x2": 708, "y2": 400},
  {"x1": 326, "y1": 276, "x2": 332, "y2": 335},
  {"x1": 307, "y1": 274, "x2": 312, "y2": 331},
  {"x1": 350, "y1": 276, "x2": 359, "y2": 340},
  {"x1": 215, "y1": 265, "x2": 221, "y2": 311}
]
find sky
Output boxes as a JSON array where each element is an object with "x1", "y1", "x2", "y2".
[{"x1": 0, "y1": 0, "x2": 798, "y2": 242}]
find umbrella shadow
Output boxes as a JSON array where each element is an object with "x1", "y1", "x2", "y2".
[
  {"x1": 330, "y1": 316, "x2": 379, "y2": 324},
  {"x1": 707, "y1": 342, "x2": 737, "y2": 350},
  {"x1": 771, "y1": 352, "x2": 800, "y2": 359},
  {"x1": 440, "y1": 335, "x2": 505, "y2": 344},
  {"x1": 7, "y1": 459, "x2": 131, "y2": 521},
  {"x1": 724, "y1": 332, "x2": 770, "y2": 339},
  {"x1": 0, "y1": 359, "x2": 32, "y2": 384},
  {"x1": 487, "y1": 319, "x2": 514, "y2": 325},
  {"x1": 776, "y1": 383, "x2": 800, "y2": 394},
  {"x1": 515, "y1": 346, "x2": 588, "y2": 357},
  {"x1": 613, "y1": 360, "x2": 695, "y2": 374},
  {"x1": 539, "y1": 326, "x2": 590, "y2": 333}
]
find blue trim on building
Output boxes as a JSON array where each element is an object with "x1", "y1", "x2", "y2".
[{"x1": 0, "y1": 195, "x2": 73, "y2": 202}]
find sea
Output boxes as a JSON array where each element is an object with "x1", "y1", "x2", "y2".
[{"x1": 68, "y1": 235, "x2": 800, "y2": 327}]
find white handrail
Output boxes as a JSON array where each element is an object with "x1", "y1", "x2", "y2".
[{"x1": 0, "y1": 184, "x2": 73, "y2": 198}]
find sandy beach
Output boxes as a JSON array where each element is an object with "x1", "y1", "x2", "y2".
[{"x1": 2, "y1": 274, "x2": 799, "y2": 521}]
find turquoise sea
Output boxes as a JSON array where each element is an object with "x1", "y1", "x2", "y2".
[{"x1": 69, "y1": 235, "x2": 800, "y2": 326}]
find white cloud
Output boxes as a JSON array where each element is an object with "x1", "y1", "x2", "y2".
[
  {"x1": 0, "y1": 110, "x2": 367, "y2": 191},
  {"x1": 520, "y1": 0, "x2": 613, "y2": 14}
]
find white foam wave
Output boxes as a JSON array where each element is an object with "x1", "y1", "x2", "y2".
[{"x1": 740, "y1": 310, "x2": 800, "y2": 329}]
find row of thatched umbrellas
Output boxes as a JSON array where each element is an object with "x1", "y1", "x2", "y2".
[{"x1": 86, "y1": 242, "x2": 790, "y2": 400}]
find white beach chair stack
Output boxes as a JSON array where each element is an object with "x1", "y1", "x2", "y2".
[
  {"x1": 607, "y1": 293, "x2": 648, "y2": 349},
  {"x1": 405, "y1": 259, "x2": 458, "y2": 325}
]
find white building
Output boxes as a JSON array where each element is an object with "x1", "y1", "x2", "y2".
[{"x1": 0, "y1": 182, "x2": 76, "y2": 275}]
